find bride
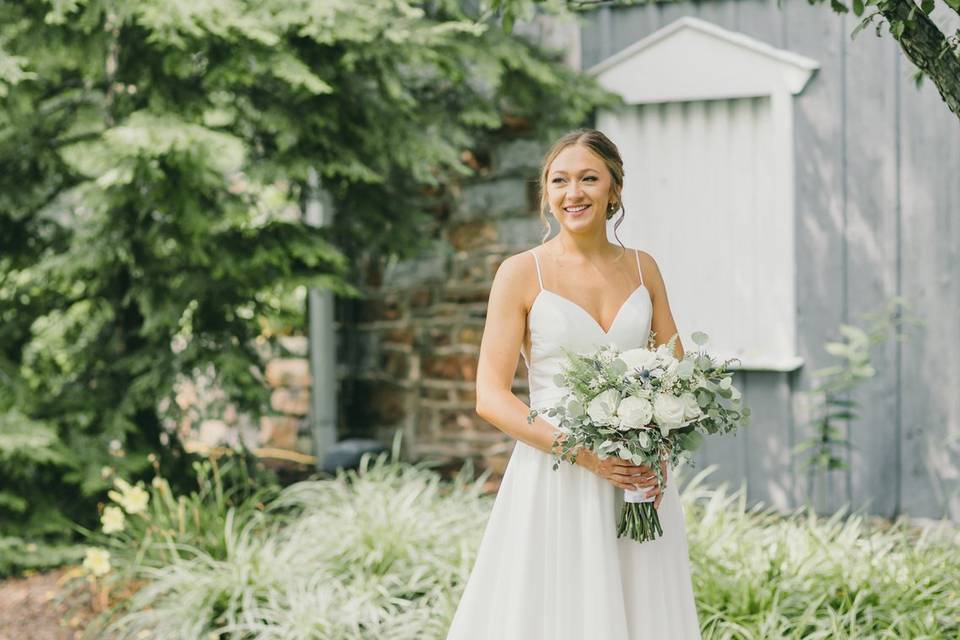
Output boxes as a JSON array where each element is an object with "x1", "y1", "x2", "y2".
[{"x1": 445, "y1": 129, "x2": 702, "y2": 639}]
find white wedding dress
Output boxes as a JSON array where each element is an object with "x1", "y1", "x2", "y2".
[{"x1": 446, "y1": 247, "x2": 702, "y2": 640}]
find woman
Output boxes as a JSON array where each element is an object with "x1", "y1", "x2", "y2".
[{"x1": 445, "y1": 129, "x2": 702, "y2": 639}]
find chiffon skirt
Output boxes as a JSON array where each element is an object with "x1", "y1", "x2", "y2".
[{"x1": 445, "y1": 440, "x2": 702, "y2": 640}]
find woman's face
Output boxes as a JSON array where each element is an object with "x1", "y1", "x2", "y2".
[{"x1": 546, "y1": 144, "x2": 618, "y2": 234}]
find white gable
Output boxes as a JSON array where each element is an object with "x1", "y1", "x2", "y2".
[
  {"x1": 591, "y1": 18, "x2": 818, "y2": 372},
  {"x1": 589, "y1": 16, "x2": 818, "y2": 104}
]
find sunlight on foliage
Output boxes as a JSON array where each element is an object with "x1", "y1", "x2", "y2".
[{"x1": 87, "y1": 453, "x2": 959, "y2": 639}]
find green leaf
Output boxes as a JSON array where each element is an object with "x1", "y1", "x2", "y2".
[
  {"x1": 830, "y1": 0, "x2": 850, "y2": 13},
  {"x1": 920, "y1": 0, "x2": 935, "y2": 13}
]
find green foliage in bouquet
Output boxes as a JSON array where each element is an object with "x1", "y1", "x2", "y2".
[
  {"x1": 528, "y1": 331, "x2": 750, "y2": 542},
  {"x1": 0, "y1": 0, "x2": 615, "y2": 571},
  {"x1": 531, "y1": 332, "x2": 750, "y2": 472}
]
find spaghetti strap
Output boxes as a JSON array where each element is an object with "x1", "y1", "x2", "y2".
[
  {"x1": 529, "y1": 250, "x2": 543, "y2": 291},
  {"x1": 635, "y1": 249, "x2": 644, "y2": 287}
]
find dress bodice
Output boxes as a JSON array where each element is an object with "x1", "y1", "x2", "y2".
[{"x1": 521, "y1": 248, "x2": 653, "y2": 411}]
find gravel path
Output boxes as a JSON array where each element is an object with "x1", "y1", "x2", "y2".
[{"x1": 0, "y1": 568, "x2": 99, "y2": 640}]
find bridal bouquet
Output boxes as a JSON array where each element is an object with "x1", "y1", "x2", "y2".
[{"x1": 527, "y1": 332, "x2": 750, "y2": 543}]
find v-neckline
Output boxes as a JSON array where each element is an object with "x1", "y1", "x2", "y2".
[{"x1": 532, "y1": 285, "x2": 649, "y2": 335}]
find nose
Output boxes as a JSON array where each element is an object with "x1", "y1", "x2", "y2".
[{"x1": 565, "y1": 180, "x2": 584, "y2": 200}]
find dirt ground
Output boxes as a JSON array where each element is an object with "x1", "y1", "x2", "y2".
[{"x1": 0, "y1": 567, "x2": 101, "y2": 640}]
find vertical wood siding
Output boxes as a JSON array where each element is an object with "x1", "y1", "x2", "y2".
[{"x1": 581, "y1": 0, "x2": 960, "y2": 520}]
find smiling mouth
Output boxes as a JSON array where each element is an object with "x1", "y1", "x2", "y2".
[{"x1": 564, "y1": 204, "x2": 590, "y2": 214}]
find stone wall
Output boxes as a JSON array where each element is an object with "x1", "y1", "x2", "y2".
[
  {"x1": 179, "y1": 136, "x2": 554, "y2": 482},
  {"x1": 341, "y1": 136, "x2": 551, "y2": 479}
]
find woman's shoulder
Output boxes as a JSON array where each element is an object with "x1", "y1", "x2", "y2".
[
  {"x1": 615, "y1": 244, "x2": 656, "y2": 265},
  {"x1": 496, "y1": 247, "x2": 539, "y2": 277},
  {"x1": 618, "y1": 245, "x2": 662, "y2": 287},
  {"x1": 490, "y1": 248, "x2": 541, "y2": 302}
]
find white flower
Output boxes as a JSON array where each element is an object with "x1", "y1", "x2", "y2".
[
  {"x1": 675, "y1": 359, "x2": 695, "y2": 380},
  {"x1": 586, "y1": 388, "x2": 620, "y2": 424},
  {"x1": 101, "y1": 505, "x2": 125, "y2": 534},
  {"x1": 655, "y1": 343, "x2": 678, "y2": 364},
  {"x1": 618, "y1": 348, "x2": 658, "y2": 372},
  {"x1": 616, "y1": 396, "x2": 654, "y2": 430},
  {"x1": 665, "y1": 359, "x2": 680, "y2": 378},
  {"x1": 108, "y1": 478, "x2": 150, "y2": 515},
  {"x1": 83, "y1": 548, "x2": 111, "y2": 577},
  {"x1": 680, "y1": 392, "x2": 702, "y2": 421},
  {"x1": 653, "y1": 392, "x2": 686, "y2": 435}
]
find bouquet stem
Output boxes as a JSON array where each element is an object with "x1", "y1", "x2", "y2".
[{"x1": 617, "y1": 500, "x2": 663, "y2": 542}]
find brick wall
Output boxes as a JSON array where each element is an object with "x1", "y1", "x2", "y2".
[{"x1": 341, "y1": 136, "x2": 551, "y2": 479}]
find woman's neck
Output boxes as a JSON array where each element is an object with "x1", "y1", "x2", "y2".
[{"x1": 548, "y1": 229, "x2": 613, "y2": 260}]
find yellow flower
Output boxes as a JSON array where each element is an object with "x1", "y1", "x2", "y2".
[
  {"x1": 101, "y1": 505, "x2": 125, "y2": 534},
  {"x1": 108, "y1": 477, "x2": 150, "y2": 515},
  {"x1": 83, "y1": 547, "x2": 111, "y2": 576}
]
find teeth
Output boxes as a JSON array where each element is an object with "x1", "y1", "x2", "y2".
[{"x1": 565, "y1": 204, "x2": 589, "y2": 212}]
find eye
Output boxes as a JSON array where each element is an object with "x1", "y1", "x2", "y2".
[
  {"x1": 584, "y1": 176, "x2": 598, "y2": 181},
  {"x1": 551, "y1": 177, "x2": 565, "y2": 184}
]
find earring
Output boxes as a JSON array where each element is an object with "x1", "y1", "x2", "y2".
[{"x1": 606, "y1": 201, "x2": 619, "y2": 220}]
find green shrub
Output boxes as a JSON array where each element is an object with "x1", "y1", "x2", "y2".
[
  {"x1": 683, "y1": 469, "x2": 960, "y2": 639},
  {"x1": 79, "y1": 455, "x2": 959, "y2": 639}
]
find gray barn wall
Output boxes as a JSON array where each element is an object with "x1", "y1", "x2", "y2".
[{"x1": 579, "y1": 0, "x2": 960, "y2": 520}]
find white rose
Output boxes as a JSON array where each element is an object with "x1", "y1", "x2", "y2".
[
  {"x1": 679, "y1": 392, "x2": 702, "y2": 420},
  {"x1": 616, "y1": 396, "x2": 654, "y2": 430},
  {"x1": 618, "y1": 348, "x2": 658, "y2": 372},
  {"x1": 586, "y1": 388, "x2": 620, "y2": 424},
  {"x1": 652, "y1": 392, "x2": 686, "y2": 435}
]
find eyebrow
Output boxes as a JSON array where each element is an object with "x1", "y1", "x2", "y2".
[{"x1": 549, "y1": 168, "x2": 600, "y2": 177}]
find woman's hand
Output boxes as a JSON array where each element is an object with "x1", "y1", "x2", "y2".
[{"x1": 576, "y1": 449, "x2": 662, "y2": 497}]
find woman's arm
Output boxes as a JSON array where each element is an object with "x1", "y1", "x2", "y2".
[
  {"x1": 641, "y1": 251, "x2": 685, "y2": 360},
  {"x1": 475, "y1": 254, "x2": 571, "y2": 459}
]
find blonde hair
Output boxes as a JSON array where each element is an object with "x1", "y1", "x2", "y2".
[{"x1": 536, "y1": 128, "x2": 627, "y2": 252}]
